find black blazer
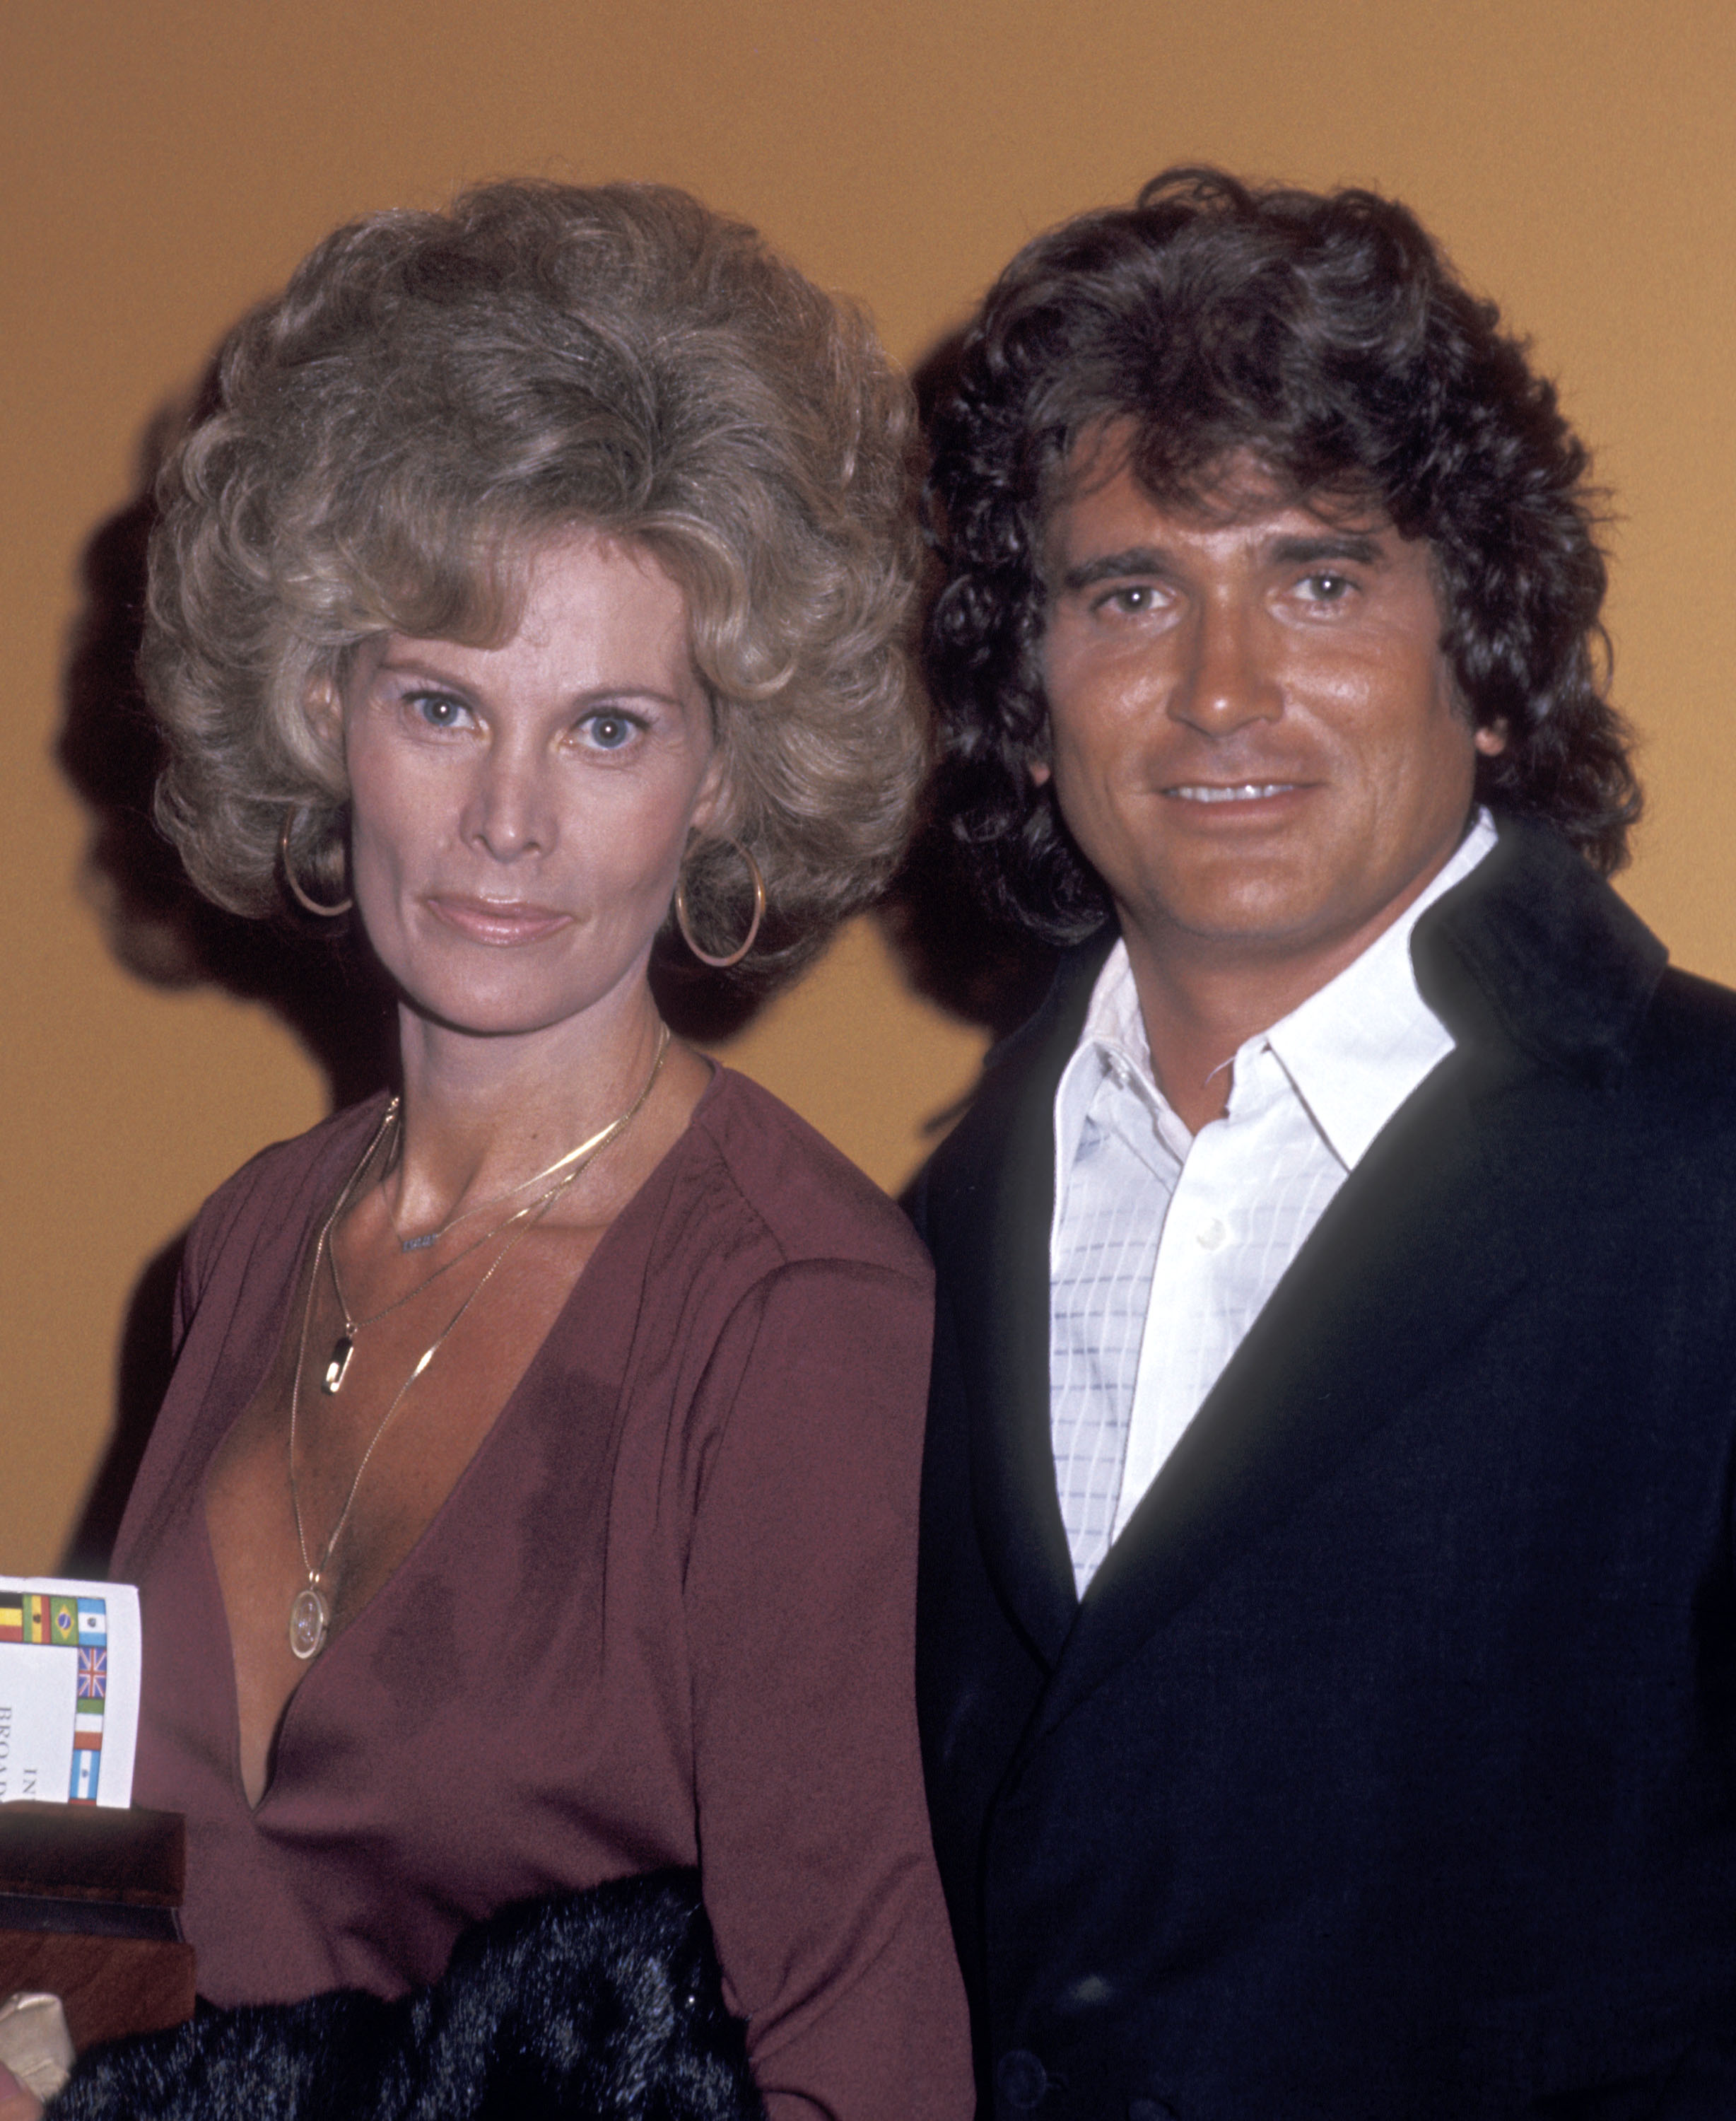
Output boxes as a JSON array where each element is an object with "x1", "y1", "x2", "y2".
[{"x1": 912, "y1": 822, "x2": 1736, "y2": 2120}]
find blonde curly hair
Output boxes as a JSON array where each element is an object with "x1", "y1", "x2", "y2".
[{"x1": 143, "y1": 180, "x2": 926, "y2": 985}]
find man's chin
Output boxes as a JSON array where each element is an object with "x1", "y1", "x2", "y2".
[{"x1": 1122, "y1": 879, "x2": 1355, "y2": 960}]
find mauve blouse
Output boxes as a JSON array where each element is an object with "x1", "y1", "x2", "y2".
[{"x1": 111, "y1": 1068, "x2": 972, "y2": 2120}]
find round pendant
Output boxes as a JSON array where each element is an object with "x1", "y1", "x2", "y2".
[{"x1": 289, "y1": 1584, "x2": 329, "y2": 1661}]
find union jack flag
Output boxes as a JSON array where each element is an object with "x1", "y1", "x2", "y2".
[{"x1": 76, "y1": 1647, "x2": 107, "y2": 1700}]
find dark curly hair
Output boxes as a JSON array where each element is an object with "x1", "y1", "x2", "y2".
[{"x1": 925, "y1": 166, "x2": 1641, "y2": 942}]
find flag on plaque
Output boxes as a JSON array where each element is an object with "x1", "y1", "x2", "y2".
[
  {"x1": 77, "y1": 1647, "x2": 107, "y2": 1701},
  {"x1": 0, "y1": 1576, "x2": 140, "y2": 1808}
]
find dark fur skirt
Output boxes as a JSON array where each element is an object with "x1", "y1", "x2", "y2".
[{"x1": 49, "y1": 1869, "x2": 763, "y2": 2120}]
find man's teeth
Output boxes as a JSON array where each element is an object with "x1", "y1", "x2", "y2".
[{"x1": 1170, "y1": 783, "x2": 1294, "y2": 802}]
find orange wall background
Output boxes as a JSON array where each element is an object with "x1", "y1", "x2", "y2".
[{"x1": 4, "y1": 0, "x2": 1735, "y2": 1569}]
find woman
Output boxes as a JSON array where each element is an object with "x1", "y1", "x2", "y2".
[{"x1": 7, "y1": 182, "x2": 969, "y2": 2120}]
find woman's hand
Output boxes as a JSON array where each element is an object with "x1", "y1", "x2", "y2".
[
  {"x1": 0, "y1": 2064, "x2": 43, "y2": 2121},
  {"x1": 0, "y1": 1993, "x2": 69, "y2": 2118}
]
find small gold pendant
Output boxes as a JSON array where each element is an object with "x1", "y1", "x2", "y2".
[
  {"x1": 289, "y1": 1583, "x2": 329, "y2": 1661},
  {"x1": 322, "y1": 1336, "x2": 355, "y2": 1394}
]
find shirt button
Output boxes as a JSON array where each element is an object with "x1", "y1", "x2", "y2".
[
  {"x1": 996, "y1": 2049, "x2": 1049, "y2": 2109},
  {"x1": 1195, "y1": 1216, "x2": 1227, "y2": 1251}
]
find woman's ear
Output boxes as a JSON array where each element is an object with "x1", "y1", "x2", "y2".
[
  {"x1": 687, "y1": 739, "x2": 731, "y2": 839},
  {"x1": 305, "y1": 674, "x2": 346, "y2": 756}
]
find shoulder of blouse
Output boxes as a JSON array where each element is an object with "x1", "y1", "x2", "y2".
[
  {"x1": 685, "y1": 1068, "x2": 933, "y2": 1292},
  {"x1": 177, "y1": 1096, "x2": 392, "y2": 1325}
]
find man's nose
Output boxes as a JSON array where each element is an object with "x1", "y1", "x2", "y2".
[
  {"x1": 1170, "y1": 593, "x2": 1282, "y2": 733},
  {"x1": 462, "y1": 742, "x2": 556, "y2": 860}
]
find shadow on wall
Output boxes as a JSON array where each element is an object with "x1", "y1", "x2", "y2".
[
  {"x1": 56, "y1": 351, "x2": 1058, "y2": 1571},
  {"x1": 56, "y1": 395, "x2": 397, "y2": 1574}
]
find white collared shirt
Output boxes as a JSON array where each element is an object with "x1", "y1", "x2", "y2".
[{"x1": 1048, "y1": 812, "x2": 1497, "y2": 1595}]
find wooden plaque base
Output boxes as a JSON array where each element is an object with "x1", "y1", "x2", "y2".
[{"x1": 0, "y1": 1804, "x2": 194, "y2": 2050}]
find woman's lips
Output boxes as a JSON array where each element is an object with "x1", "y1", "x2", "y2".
[{"x1": 423, "y1": 895, "x2": 575, "y2": 945}]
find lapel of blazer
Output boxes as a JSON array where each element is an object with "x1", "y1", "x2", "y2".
[
  {"x1": 1024, "y1": 820, "x2": 1669, "y2": 1747},
  {"x1": 930, "y1": 940, "x2": 1112, "y2": 1669}
]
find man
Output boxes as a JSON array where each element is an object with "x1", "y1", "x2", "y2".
[{"x1": 911, "y1": 168, "x2": 1736, "y2": 2118}]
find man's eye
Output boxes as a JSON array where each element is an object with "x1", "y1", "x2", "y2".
[
  {"x1": 1301, "y1": 571, "x2": 1352, "y2": 602},
  {"x1": 1098, "y1": 584, "x2": 1160, "y2": 614}
]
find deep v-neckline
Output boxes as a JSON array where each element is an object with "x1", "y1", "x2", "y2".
[{"x1": 197, "y1": 1079, "x2": 714, "y2": 1813}]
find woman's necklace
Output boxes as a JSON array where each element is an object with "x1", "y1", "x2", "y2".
[
  {"x1": 389, "y1": 1099, "x2": 661, "y2": 1254},
  {"x1": 319, "y1": 1024, "x2": 671, "y2": 1395},
  {"x1": 286, "y1": 1184, "x2": 565, "y2": 1661},
  {"x1": 284, "y1": 1024, "x2": 671, "y2": 1660}
]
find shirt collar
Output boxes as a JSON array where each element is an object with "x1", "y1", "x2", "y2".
[
  {"x1": 1052, "y1": 948, "x2": 1180, "y2": 1227},
  {"x1": 1055, "y1": 807, "x2": 1498, "y2": 1188},
  {"x1": 1262, "y1": 809, "x2": 1496, "y2": 1168}
]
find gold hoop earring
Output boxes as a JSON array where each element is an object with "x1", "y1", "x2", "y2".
[
  {"x1": 674, "y1": 839, "x2": 765, "y2": 969},
  {"x1": 278, "y1": 812, "x2": 353, "y2": 918}
]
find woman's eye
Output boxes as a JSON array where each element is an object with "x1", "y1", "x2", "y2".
[
  {"x1": 407, "y1": 691, "x2": 470, "y2": 728},
  {"x1": 581, "y1": 712, "x2": 639, "y2": 751}
]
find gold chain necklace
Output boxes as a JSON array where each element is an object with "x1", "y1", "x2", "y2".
[
  {"x1": 388, "y1": 1099, "x2": 660, "y2": 1254},
  {"x1": 286, "y1": 1181, "x2": 571, "y2": 1661},
  {"x1": 284, "y1": 1024, "x2": 671, "y2": 1660},
  {"x1": 319, "y1": 1024, "x2": 671, "y2": 1394}
]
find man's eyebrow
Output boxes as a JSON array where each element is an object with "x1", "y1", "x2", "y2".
[
  {"x1": 1055, "y1": 530, "x2": 1391, "y2": 595},
  {"x1": 1056, "y1": 547, "x2": 1178, "y2": 593},
  {"x1": 1267, "y1": 532, "x2": 1386, "y2": 567}
]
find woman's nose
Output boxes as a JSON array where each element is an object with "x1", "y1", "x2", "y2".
[{"x1": 462, "y1": 744, "x2": 556, "y2": 860}]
